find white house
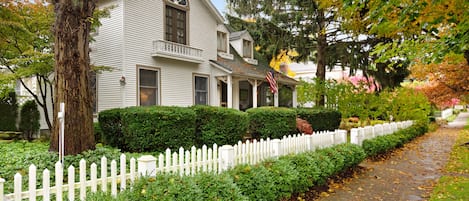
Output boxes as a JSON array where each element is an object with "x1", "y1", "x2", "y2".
[{"x1": 91, "y1": 0, "x2": 298, "y2": 113}]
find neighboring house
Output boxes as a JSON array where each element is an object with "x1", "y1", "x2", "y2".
[
  {"x1": 91, "y1": 0, "x2": 298, "y2": 113},
  {"x1": 290, "y1": 62, "x2": 363, "y2": 81}
]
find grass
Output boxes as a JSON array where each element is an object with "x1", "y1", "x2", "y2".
[
  {"x1": 429, "y1": 118, "x2": 469, "y2": 201},
  {"x1": 430, "y1": 176, "x2": 469, "y2": 201}
]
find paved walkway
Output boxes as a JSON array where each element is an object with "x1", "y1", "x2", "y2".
[{"x1": 316, "y1": 112, "x2": 468, "y2": 201}]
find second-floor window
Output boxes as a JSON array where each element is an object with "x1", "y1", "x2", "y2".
[
  {"x1": 165, "y1": 5, "x2": 186, "y2": 44},
  {"x1": 217, "y1": 31, "x2": 227, "y2": 52},
  {"x1": 243, "y1": 39, "x2": 252, "y2": 58}
]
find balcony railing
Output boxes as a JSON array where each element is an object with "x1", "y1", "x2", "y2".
[{"x1": 152, "y1": 40, "x2": 204, "y2": 63}]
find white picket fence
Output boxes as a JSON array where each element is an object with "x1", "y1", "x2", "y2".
[
  {"x1": 350, "y1": 120, "x2": 414, "y2": 146},
  {"x1": 0, "y1": 122, "x2": 411, "y2": 201}
]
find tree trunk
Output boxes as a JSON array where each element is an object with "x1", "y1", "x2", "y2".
[
  {"x1": 315, "y1": 9, "x2": 327, "y2": 107},
  {"x1": 50, "y1": 0, "x2": 96, "y2": 155}
]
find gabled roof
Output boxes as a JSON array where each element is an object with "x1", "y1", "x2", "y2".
[
  {"x1": 201, "y1": 0, "x2": 224, "y2": 24},
  {"x1": 229, "y1": 30, "x2": 249, "y2": 41},
  {"x1": 210, "y1": 46, "x2": 298, "y2": 85}
]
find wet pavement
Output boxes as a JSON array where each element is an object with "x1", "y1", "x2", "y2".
[{"x1": 316, "y1": 112, "x2": 468, "y2": 201}]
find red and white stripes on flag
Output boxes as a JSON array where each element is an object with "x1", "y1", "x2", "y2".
[{"x1": 266, "y1": 71, "x2": 278, "y2": 94}]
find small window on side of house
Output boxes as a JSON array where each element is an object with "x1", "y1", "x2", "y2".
[
  {"x1": 243, "y1": 39, "x2": 252, "y2": 58},
  {"x1": 194, "y1": 75, "x2": 208, "y2": 105},
  {"x1": 217, "y1": 31, "x2": 227, "y2": 52}
]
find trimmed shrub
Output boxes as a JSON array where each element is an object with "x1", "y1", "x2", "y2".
[
  {"x1": 262, "y1": 159, "x2": 301, "y2": 198},
  {"x1": 93, "y1": 122, "x2": 103, "y2": 144},
  {"x1": 296, "y1": 107, "x2": 342, "y2": 131},
  {"x1": 246, "y1": 107, "x2": 297, "y2": 139},
  {"x1": 19, "y1": 100, "x2": 40, "y2": 141},
  {"x1": 362, "y1": 122, "x2": 428, "y2": 158},
  {"x1": 191, "y1": 105, "x2": 248, "y2": 146},
  {"x1": 121, "y1": 106, "x2": 196, "y2": 152},
  {"x1": 98, "y1": 108, "x2": 124, "y2": 148},
  {"x1": 229, "y1": 164, "x2": 278, "y2": 201},
  {"x1": 87, "y1": 173, "x2": 248, "y2": 201},
  {"x1": 0, "y1": 92, "x2": 18, "y2": 131}
]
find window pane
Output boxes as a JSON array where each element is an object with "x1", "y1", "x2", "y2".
[
  {"x1": 195, "y1": 92, "x2": 207, "y2": 105},
  {"x1": 217, "y1": 32, "x2": 227, "y2": 52},
  {"x1": 195, "y1": 76, "x2": 207, "y2": 91},
  {"x1": 243, "y1": 40, "x2": 251, "y2": 57},
  {"x1": 139, "y1": 69, "x2": 157, "y2": 87},
  {"x1": 194, "y1": 76, "x2": 208, "y2": 105},
  {"x1": 140, "y1": 87, "x2": 157, "y2": 106},
  {"x1": 166, "y1": 5, "x2": 186, "y2": 44}
]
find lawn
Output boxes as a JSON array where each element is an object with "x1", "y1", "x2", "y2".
[{"x1": 429, "y1": 118, "x2": 469, "y2": 201}]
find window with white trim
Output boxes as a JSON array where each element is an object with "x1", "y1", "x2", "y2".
[
  {"x1": 165, "y1": 5, "x2": 187, "y2": 44},
  {"x1": 194, "y1": 75, "x2": 208, "y2": 105},
  {"x1": 217, "y1": 31, "x2": 227, "y2": 52},
  {"x1": 139, "y1": 68, "x2": 159, "y2": 106},
  {"x1": 243, "y1": 39, "x2": 252, "y2": 58}
]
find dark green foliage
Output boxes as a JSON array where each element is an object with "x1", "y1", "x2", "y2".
[
  {"x1": 85, "y1": 143, "x2": 367, "y2": 201},
  {"x1": 121, "y1": 106, "x2": 196, "y2": 152},
  {"x1": 98, "y1": 108, "x2": 124, "y2": 148},
  {"x1": 191, "y1": 105, "x2": 249, "y2": 146},
  {"x1": 228, "y1": 164, "x2": 278, "y2": 201},
  {"x1": 362, "y1": 122, "x2": 428, "y2": 158},
  {"x1": 262, "y1": 159, "x2": 301, "y2": 199},
  {"x1": 296, "y1": 107, "x2": 342, "y2": 131},
  {"x1": 87, "y1": 173, "x2": 248, "y2": 201},
  {"x1": 19, "y1": 100, "x2": 40, "y2": 141},
  {"x1": 246, "y1": 107, "x2": 297, "y2": 139},
  {"x1": 0, "y1": 92, "x2": 18, "y2": 131},
  {"x1": 93, "y1": 122, "x2": 103, "y2": 144}
]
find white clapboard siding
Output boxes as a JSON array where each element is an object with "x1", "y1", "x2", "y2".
[{"x1": 0, "y1": 121, "x2": 413, "y2": 201}]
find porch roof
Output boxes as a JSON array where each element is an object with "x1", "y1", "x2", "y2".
[{"x1": 209, "y1": 47, "x2": 299, "y2": 85}]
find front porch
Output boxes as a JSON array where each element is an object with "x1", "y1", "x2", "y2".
[{"x1": 216, "y1": 75, "x2": 297, "y2": 111}]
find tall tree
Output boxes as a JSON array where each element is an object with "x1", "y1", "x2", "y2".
[
  {"x1": 50, "y1": 0, "x2": 97, "y2": 155},
  {"x1": 227, "y1": 1, "x2": 410, "y2": 105},
  {"x1": 0, "y1": 2, "x2": 55, "y2": 130}
]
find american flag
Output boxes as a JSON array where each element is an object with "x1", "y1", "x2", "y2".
[{"x1": 266, "y1": 71, "x2": 278, "y2": 94}]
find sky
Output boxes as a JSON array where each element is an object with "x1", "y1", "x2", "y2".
[{"x1": 211, "y1": 0, "x2": 227, "y2": 15}]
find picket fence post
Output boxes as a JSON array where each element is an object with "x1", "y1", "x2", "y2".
[
  {"x1": 29, "y1": 165, "x2": 36, "y2": 201},
  {"x1": 219, "y1": 145, "x2": 234, "y2": 171},
  {"x1": 0, "y1": 177, "x2": 4, "y2": 201},
  {"x1": 271, "y1": 139, "x2": 282, "y2": 157},
  {"x1": 43, "y1": 169, "x2": 50, "y2": 201},
  {"x1": 138, "y1": 155, "x2": 157, "y2": 177}
]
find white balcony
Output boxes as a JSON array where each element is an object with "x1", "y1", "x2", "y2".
[{"x1": 152, "y1": 40, "x2": 204, "y2": 63}]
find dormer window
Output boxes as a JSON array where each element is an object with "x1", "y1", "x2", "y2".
[
  {"x1": 243, "y1": 39, "x2": 252, "y2": 58},
  {"x1": 217, "y1": 31, "x2": 227, "y2": 52},
  {"x1": 165, "y1": 5, "x2": 187, "y2": 44}
]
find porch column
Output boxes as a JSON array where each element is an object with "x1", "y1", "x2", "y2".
[
  {"x1": 252, "y1": 80, "x2": 258, "y2": 108},
  {"x1": 274, "y1": 91, "x2": 279, "y2": 107},
  {"x1": 227, "y1": 75, "x2": 233, "y2": 108},
  {"x1": 292, "y1": 86, "x2": 298, "y2": 108}
]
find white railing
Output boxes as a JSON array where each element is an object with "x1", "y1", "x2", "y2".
[
  {"x1": 350, "y1": 120, "x2": 414, "y2": 146},
  {"x1": 152, "y1": 40, "x2": 203, "y2": 63},
  {"x1": 1, "y1": 123, "x2": 411, "y2": 201},
  {"x1": 441, "y1": 108, "x2": 453, "y2": 119}
]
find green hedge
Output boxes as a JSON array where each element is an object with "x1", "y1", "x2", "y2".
[
  {"x1": 121, "y1": 106, "x2": 196, "y2": 152},
  {"x1": 0, "y1": 92, "x2": 18, "y2": 131},
  {"x1": 19, "y1": 100, "x2": 40, "y2": 141},
  {"x1": 362, "y1": 122, "x2": 428, "y2": 158},
  {"x1": 86, "y1": 172, "x2": 248, "y2": 201},
  {"x1": 85, "y1": 143, "x2": 366, "y2": 201},
  {"x1": 246, "y1": 107, "x2": 297, "y2": 139},
  {"x1": 191, "y1": 105, "x2": 249, "y2": 146},
  {"x1": 296, "y1": 107, "x2": 342, "y2": 131},
  {"x1": 98, "y1": 108, "x2": 124, "y2": 149}
]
